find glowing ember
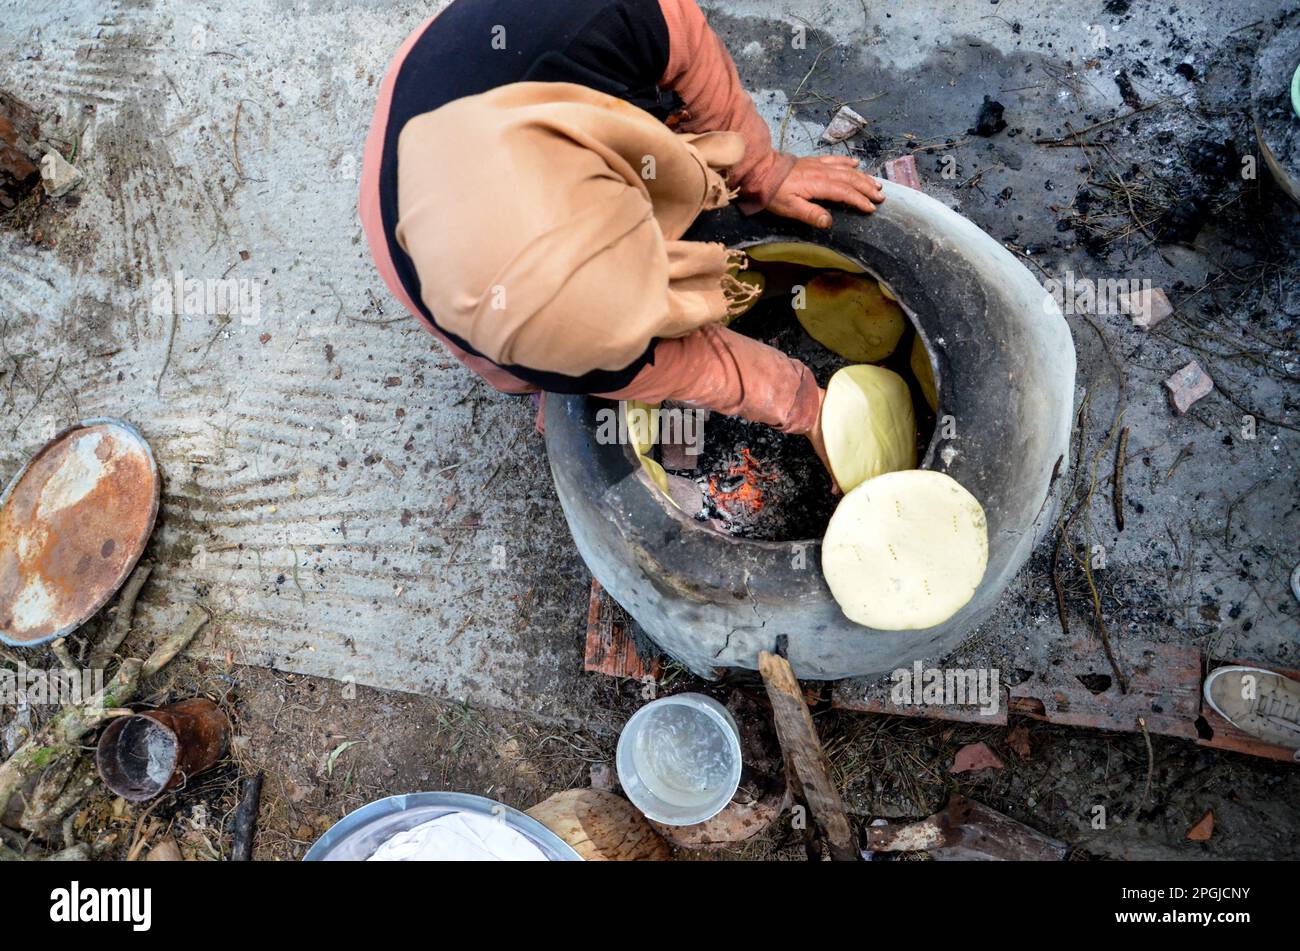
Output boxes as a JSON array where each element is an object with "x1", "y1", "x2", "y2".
[{"x1": 705, "y1": 448, "x2": 777, "y2": 517}]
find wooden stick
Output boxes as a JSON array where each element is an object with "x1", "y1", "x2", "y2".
[
  {"x1": 1136, "y1": 717, "x2": 1154, "y2": 810},
  {"x1": 229, "y1": 771, "x2": 264, "y2": 861},
  {"x1": 88, "y1": 562, "x2": 153, "y2": 669},
  {"x1": 0, "y1": 659, "x2": 142, "y2": 817},
  {"x1": 19, "y1": 759, "x2": 96, "y2": 833},
  {"x1": 1032, "y1": 98, "x2": 1175, "y2": 145},
  {"x1": 50, "y1": 638, "x2": 77, "y2": 671},
  {"x1": 867, "y1": 797, "x2": 1066, "y2": 861},
  {"x1": 142, "y1": 604, "x2": 209, "y2": 679},
  {"x1": 758, "y1": 647, "x2": 857, "y2": 861},
  {"x1": 1113, "y1": 426, "x2": 1129, "y2": 531}
]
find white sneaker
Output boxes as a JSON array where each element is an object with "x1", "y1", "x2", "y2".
[{"x1": 1203, "y1": 666, "x2": 1300, "y2": 757}]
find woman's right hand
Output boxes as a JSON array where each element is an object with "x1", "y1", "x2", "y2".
[{"x1": 767, "y1": 155, "x2": 885, "y2": 229}]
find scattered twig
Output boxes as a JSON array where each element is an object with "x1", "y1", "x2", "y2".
[
  {"x1": 156, "y1": 308, "x2": 177, "y2": 393},
  {"x1": 230, "y1": 771, "x2": 264, "y2": 861},
  {"x1": 50, "y1": 638, "x2": 77, "y2": 672},
  {"x1": 0, "y1": 659, "x2": 143, "y2": 818},
  {"x1": 1136, "y1": 717, "x2": 1154, "y2": 810},
  {"x1": 126, "y1": 798, "x2": 168, "y2": 861},
  {"x1": 1032, "y1": 98, "x2": 1176, "y2": 145},
  {"x1": 1051, "y1": 520, "x2": 1071, "y2": 638},
  {"x1": 779, "y1": 44, "x2": 835, "y2": 150},
  {"x1": 232, "y1": 100, "x2": 245, "y2": 180},
  {"x1": 1060, "y1": 401, "x2": 1130, "y2": 693},
  {"x1": 1223, "y1": 477, "x2": 1269, "y2": 549},
  {"x1": 142, "y1": 604, "x2": 211, "y2": 678},
  {"x1": 1112, "y1": 426, "x2": 1129, "y2": 532},
  {"x1": 88, "y1": 562, "x2": 153, "y2": 669},
  {"x1": 1165, "y1": 444, "x2": 1194, "y2": 481}
]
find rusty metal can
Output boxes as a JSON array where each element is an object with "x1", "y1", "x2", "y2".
[{"x1": 95, "y1": 698, "x2": 230, "y2": 801}]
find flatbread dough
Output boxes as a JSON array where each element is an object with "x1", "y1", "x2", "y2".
[
  {"x1": 744, "y1": 242, "x2": 865, "y2": 273},
  {"x1": 624, "y1": 400, "x2": 672, "y2": 498},
  {"x1": 821, "y1": 469, "x2": 988, "y2": 630},
  {"x1": 910, "y1": 335, "x2": 938, "y2": 412},
  {"x1": 797, "y1": 272, "x2": 906, "y2": 362},
  {"x1": 821, "y1": 365, "x2": 915, "y2": 493}
]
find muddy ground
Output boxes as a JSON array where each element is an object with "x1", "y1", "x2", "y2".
[{"x1": 1, "y1": 0, "x2": 1297, "y2": 861}]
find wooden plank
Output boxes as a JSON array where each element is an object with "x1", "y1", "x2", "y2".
[
  {"x1": 832, "y1": 637, "x2": 1199, "y2": 739},
  {"x1": 759, "y1": 647, "x2": 857, "y2": 861},
  {"x1": 866, "y1": 796, "x2": 1067, "y2": 861},
  {"x1": 834, "y1": 640, "x2": 1299, "y2": 765},
  {"x1": 832, "y1": 687, "x2": 1008, "y2": 725},
  {"x1": 527, "y1": 789, "x2": 671, "y2": 861},
  {"x1": 1008, "y1": 638, "x2": 1201, "y2": 740}
]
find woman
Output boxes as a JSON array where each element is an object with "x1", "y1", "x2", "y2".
[{"x1": 359, "y1": 0, "x2": 884, "y2": 465}]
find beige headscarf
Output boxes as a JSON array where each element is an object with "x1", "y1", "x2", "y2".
[{"x1": 395, "y1": 82, "x2": 759, "y2": 377}]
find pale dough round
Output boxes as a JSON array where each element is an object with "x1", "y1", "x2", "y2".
[
  {"x1": 821, "y1": 470, "x2": 988, "y2": 630},
  {"x1": 744, "y1": 242, "x2": 865, "y2": 273},
  {"x1": 821, "y1": 364, "x2": 915, "y2": 493}
]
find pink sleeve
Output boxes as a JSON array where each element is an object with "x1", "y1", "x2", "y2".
[
  {"x1": 598, "y1": 325, "x2": 823, "y2": 434},
  {"x1": 658, "y1": 0, "x2": 796, "y2": 213}
]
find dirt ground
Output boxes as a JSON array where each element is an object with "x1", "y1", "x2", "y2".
[
  {"x1": 10, "y1": 655, "x2": 1294, "y2": 860},
  {"x1": 2, "y1": 0, "x2": 1297, "y2": 861}
]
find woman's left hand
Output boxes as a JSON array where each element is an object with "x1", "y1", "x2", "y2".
[{"x1": 766, "y1": 155, "x2": 885, "y2": 229}]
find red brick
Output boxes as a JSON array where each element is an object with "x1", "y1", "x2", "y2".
[
  {"x1": 583, "y1": 578, "x2": 660, "y2": 681},
  {"x1": 1164, "y1": 360, "x2": 1213, "y2": 415},
  {"x1": 882, "y1": 154, "x2": 921, "y2": 191},
  {"x1": 1120, "y1": 286, "x2": 1173, "y2": 330}
]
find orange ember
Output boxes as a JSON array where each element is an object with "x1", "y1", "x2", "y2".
[{"x1": 706, "y1": 448, "x2": 776, "y2": 516}]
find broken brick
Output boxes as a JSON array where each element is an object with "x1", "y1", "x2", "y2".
[
  {"x1": 584, "y1": 578, "x2": 660, "y2": 682},
  {"x1": 1164, "y1": 360, "x2": 1213, "y2": 415},
  {"x1": 1186, "y1": 809, "x2": 1214, "y2": 842},
  {"x1": 0, "y1": 92, "x2": 41, "y2": 210},
  {"x1": 821, "y1": 105, "x2": 867, "y2": 143},
  {"x1": 882, "y1": 154, "x2": 921, "y2": 191},
  {"x1": 1120, "y1": 286, "x2": 1173, "y2": 330},
  {"x1": 950, "y1": 742, "x2": 1005, "y2": 773}
]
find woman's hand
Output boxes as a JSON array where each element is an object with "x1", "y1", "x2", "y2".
[{"x1": 766, "y1": 155, "x2": 885, "y2": 229}]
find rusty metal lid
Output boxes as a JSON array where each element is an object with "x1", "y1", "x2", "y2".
[{"x1": 0, "y1": 418, "x2": 159, "y2": 647}]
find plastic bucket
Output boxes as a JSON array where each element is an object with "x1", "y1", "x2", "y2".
[{"x1": 616, "y1": 693, "x2": 742, "y2": 826}]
